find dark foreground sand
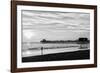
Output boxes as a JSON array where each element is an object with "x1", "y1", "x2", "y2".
[{"x1": 22, "y1": 50, "x2": 90, "y2": 62}]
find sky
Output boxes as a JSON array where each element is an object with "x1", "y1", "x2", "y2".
[{"x1": 22, "y1": 10, "x2": 90, "y2": 42}]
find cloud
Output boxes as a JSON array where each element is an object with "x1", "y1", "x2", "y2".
[
  {"x1": 22, "y1": 10, "x2": 90, "y2": 41},
  {"x1": 22, "y1": 10, "x2": 90, "y2": 32}
]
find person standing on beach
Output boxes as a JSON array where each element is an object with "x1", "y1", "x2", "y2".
[{"x1": 41, "y1": 47, "x2": 43, "y2": 55}]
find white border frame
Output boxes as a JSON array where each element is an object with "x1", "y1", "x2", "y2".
[{"x1": 17, "y1": 5, "x2": 94, "y2": 68}]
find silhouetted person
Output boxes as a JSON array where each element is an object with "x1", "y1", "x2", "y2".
[{"x1": 41, "y1": 47, "x2": 43, "y2": 55}]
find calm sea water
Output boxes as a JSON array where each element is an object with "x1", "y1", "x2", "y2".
[{"x1": 22, "y1": 42, "x2": 90, "y2": 57}]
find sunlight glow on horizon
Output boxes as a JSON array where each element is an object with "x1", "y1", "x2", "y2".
[{"x1": 23, "y1": 30, "x2": 36, "y2": 39}]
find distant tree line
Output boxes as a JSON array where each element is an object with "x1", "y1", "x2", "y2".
[{"x1": 40, "y1": 38, "x2": 89, "y2": 43}]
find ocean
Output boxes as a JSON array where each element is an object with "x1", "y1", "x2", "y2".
[{"x1": 22, "y1": 42, "x2": 90, "y2": 57}]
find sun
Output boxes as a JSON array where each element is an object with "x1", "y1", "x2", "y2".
[{"x1": 23, "y1": 30, "x2": 35, "y2": 39}]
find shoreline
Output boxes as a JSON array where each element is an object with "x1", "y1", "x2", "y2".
[{"x1": 22, "y1": 49, "x2": 90, "y2": 62}]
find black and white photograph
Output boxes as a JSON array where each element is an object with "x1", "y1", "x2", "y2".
[
  {"x1": 21, "y1": 10, "x2": 90, "y2": 62},
  {"x1": 11, "y1": 1, "x2": 97, "y2": 72}
]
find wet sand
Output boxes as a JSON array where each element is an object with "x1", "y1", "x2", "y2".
[{"x1": 22, "y1": 49, "x2": 90, "y2": 62}]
